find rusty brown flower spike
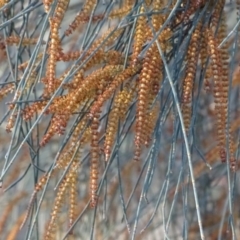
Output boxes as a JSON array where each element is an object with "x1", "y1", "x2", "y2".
[
  {"x1": 207, "y1": 27, "x2": 227, "y2": 163},
  {"x1": 131, "y1": 5, "x2": 147, "y2": 65},
  {"x1": 1, "y1": 1, "x2": 240, "y2": 239},
  {"x1": 181, "y1": 23, "x2": 202, "y2": 134},
  {"x1": 65, "y1": 0, "x2": 97, "y2": 36}
]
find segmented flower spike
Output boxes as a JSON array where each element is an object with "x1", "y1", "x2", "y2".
[
  {"x1": 200, "y1": 28, "x2": 212, "y2": 92},
  {"x1": 88, "y1": 65, "x2": 140, "y2": 118},
  {"x1": 45, "y1": 178, "x2": 69, "y2": 240},
  {"x1": 218, "y1": 5, "x2": 236, "y2": 171},
  {"x1": 5, "y1": 36, "x2": 44, "y2": 46},
  {"x1": 181, "y1": 23, "x2": 202, "y2": 134},
  {"x1": 134, "y1": 43, "x2": 161, "y2": 161},
  {"x1": 89, "y1": 92, "x2": 101, "y2": 208},
  {"x1": 182, "y1": 0, "x2": 206, "y2": 23},
  {"x1": 89, "y1": 112, "x2": 100, "y2": 208},
  {"x1": 152, "y1": 0, "x2": 165, "y2": 30},
  {"x1": 68, "y1": 170, "x2": 78, "y2": 231},
  {"x1": 109, "y1": 4, "x2": 132, "y2": 19},
  {"x1": 104, "y1": 83, "x2": 136, "y2": 160},
  {"x1": 65, "y1": 0, "x2": 97, "y2": 36},
  {"x1": 207, "y1": 28, "x2": 226, "y2": 163},
  {"x1": 182, "y1": 23, "x2": 201, "y2": 104},
  {"x1": 0, "y1": 84, "x2": 15, "y2": 101},
  {"x1": 42, "y1": 0, "x2": 53, "y2": 12},
  {"x1": 44, "y1": 0, "x2": 70, "y2": 97},
  {"x1": 131, "y1": 5, "x2": 147, "y2": 65}
]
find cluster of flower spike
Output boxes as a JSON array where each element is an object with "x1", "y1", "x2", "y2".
[{"x1": 0, "y1": 0, "x2": 237, "y2": 238}]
